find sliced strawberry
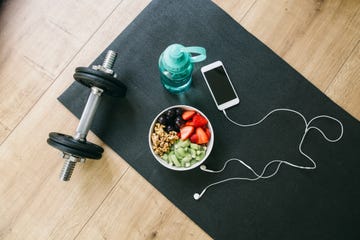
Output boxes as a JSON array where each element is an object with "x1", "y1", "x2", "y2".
[
  {"x1": 192, "y1": 114, "x2": 208, "y2": 128},
  {"x1": 205, "y1": 127, "x2": 211, "y2": 138},
  {"x1": 185, "y1": 120, "x2": 195, "y2": 126},
  {"x1": 190, "y1": 133, "x2": 198, "y2": 143},
  {"x1": 182, "y1": 110, "x2": 196, "y2": 120},
  {"x1": 180, "y1": 126, "x2": 195, "y2": 140},
  {"x1": 196, "y1": 127, "x2": 209, "y2": 144}
]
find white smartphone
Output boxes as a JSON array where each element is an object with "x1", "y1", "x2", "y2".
[{"x1": 201, "y1": 61, "x2": 240, "y2": 110}]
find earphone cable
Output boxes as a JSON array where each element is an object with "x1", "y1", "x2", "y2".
[{"x1": 193, "y1": 108, "x2": 344, "y2": 200}]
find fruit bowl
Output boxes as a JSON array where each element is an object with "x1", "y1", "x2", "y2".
[{"x1": 148, "y1": 105, "x2": 214, "y2": 171}]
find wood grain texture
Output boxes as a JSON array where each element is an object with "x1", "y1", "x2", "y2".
[
  {"x1": 76, "y1": 168, "x2": 210, "y2": 240},
  {"x1": 326, "y1": 41, "x2": 360, "y2": 120},
  {"x1": 213, "y1": 0, "x2": 256, "y2": 22},
  {"x1": 0, "y1": 121, "x2": 10, "y2": 144},
  {"x1": 0, "y1": 0, "x2": 359, "y2": 239},
  {"x1": 0, "y1": 0, "x2": 120, "y2": 142},
  {"x1": 241, "y1": 0, "x2": 360, "y2": 92}
]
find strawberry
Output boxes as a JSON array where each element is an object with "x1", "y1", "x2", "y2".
[
  {"x1": 190, "y1": 133, "x2": 198, "y2": 143},
  {"x1": 196, "y1": 127, "x2": 209, "y2": 144},
  {"x1": 180, "y1": 126, "x2": 194, "y2": 140},
  {"x1": 205, "y1": 127, "x2": 211, "y2": 138},
  {"x1": 192, "y1": 114, "x2": 208, "y2": 128},
  {"x1": 185, "y1": 120, "x2": 194, "y2": 126},
  {"x1": 182, "y1": 111, "x2": 196, "y2": 120}
]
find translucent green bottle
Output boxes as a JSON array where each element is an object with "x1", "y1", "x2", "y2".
[{"x1": 159, "y1": 44, "x2": 206, "y2": 93}]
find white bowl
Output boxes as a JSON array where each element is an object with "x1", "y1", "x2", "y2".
[{"x1": 148, "y1": 105, "x2": 214, "y2": 171}]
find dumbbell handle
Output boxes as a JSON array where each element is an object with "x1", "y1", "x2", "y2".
[{"x1": 74, "y1": 87, "x2": 103, "y2": 141}]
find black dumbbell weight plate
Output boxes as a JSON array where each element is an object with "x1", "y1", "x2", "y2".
[
  {"x1": 47, "y1": 138, "x2": 102, "y2": 159},
  {"x1": 74, "y1": 67, "x2": 127, "y2": 97},
  {"x1": 47, "y1": 132, "x2": 103, "y2": 159},
  {"x1": 48, "y1": 132, "x2": 104, "y2": 154}
]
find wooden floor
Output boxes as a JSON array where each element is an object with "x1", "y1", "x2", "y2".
[{"x1": 0, "y1": 0, "x2": 359, "y2": 239}]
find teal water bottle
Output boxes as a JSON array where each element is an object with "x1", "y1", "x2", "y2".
[{"x1": 159, "y1": 44, "x2": 206, "y2": 93}]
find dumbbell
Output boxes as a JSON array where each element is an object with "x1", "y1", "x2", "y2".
[{"x1": 47, "y1": 50, "x2": 126, "y2": 181}]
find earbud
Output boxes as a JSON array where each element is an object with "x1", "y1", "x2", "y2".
[
  {"x1": 200, "y1": 165, "x2": 216, "y2": 173},
  {"x1": 193, "y1": 193, "x2": 200, "y2": 200}
]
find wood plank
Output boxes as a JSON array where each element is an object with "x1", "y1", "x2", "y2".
[
  {"x1": 0, "y1": 121, "x2": 11, "y2": 144},
  {"x1": 240, "y1": 0, "x2": 360, "y2": 91},
  {"x1": 75, "y1": 168, "x2": 211, "y2": 240},
  {"x1": 0, "y1": 51, "x2": 52, "y2": 141},
  {"x1": 213, "y1": 0, "x2": 256, "y2": 22},
  {"x1": 326, "y1": 41, "x2": 360, "y2": 120},
  {"x1": 0, "y1": 0, "x2": 120, "y2": 77},
  {"x1": 0, "y1": 0, "x2": 120, "y2": 142}
]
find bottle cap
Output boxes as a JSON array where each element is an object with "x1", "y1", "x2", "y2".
[{"x1": 162, "y1": 44, "x2": 206, "y2": 73}]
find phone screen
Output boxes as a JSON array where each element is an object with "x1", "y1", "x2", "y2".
[{"x1": 203, "y1": 65, "x2": 237, "y2": 105}]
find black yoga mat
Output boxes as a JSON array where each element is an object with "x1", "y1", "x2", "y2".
[{"x1": 58, "y1": 0, "x2": 360, "y2": 239}]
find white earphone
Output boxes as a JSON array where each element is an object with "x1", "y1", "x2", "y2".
[{"x1": 193, "y1": 108, "x2": 344, "y2": 200}]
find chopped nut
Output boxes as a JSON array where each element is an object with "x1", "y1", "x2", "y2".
[{"x1": 151, "y1": 124, "x2": 179, "y2": 156}]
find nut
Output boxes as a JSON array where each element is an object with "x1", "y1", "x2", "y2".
[{"x1": 151, "y1": 123, "x2": 179, "y2": 156}]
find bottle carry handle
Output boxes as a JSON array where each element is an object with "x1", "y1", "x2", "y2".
[{"x1": 183, "y1": 46, "x2": 206, "y2": 63}]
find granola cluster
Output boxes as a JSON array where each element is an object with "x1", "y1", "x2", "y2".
[{"x1": 151, "y1": 123, "x2": 179, "y2": 156}]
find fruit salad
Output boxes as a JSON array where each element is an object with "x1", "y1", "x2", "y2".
[{"x1": 151, "y1": 107, "x2": 211, "y2": 168}]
